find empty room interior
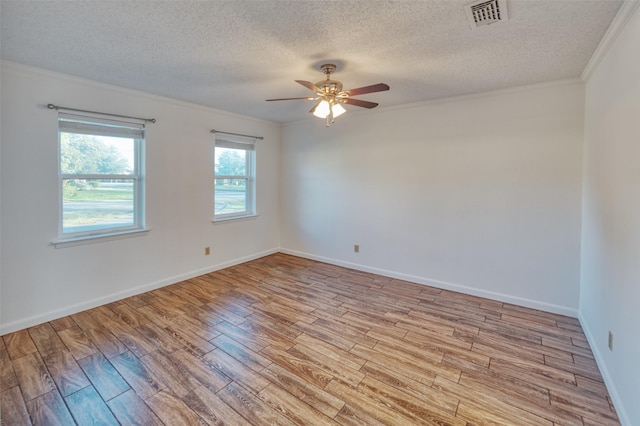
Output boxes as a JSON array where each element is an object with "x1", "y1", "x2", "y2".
[{"x1": 1, "y1": 1, "x2": 639, "y2": 425}]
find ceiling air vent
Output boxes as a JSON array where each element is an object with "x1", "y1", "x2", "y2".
[{"x1": 465, "y1": 0, "x2": 508, "y2": 29}]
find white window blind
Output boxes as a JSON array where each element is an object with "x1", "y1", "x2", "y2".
[{"x1": 59, "y1": 112, "x2": 145, "y2": 139}]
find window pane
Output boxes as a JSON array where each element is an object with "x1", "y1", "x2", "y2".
[
  {"x1": 61, "y1": 132, "x2": 135, "y2": 175},
  {"x1": 62, "y1": 179, "x2": 135, "y2": 233},
  {"x1": 214, "y1": 178, "x2": 247, "y2": 215},
  {"x1": 215, "y1": 147, "x2": 246, "y2": 177}
]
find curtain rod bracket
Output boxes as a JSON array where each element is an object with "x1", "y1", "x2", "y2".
[
  {"x1": 210, "y1": 129, "x2": 264, "y2": 140},
  {"x1": 47, "y1": 103, "x2": 156, "y2": 123}
]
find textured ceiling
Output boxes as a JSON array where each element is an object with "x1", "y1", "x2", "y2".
[{"x1": 0, "y1": 0, "x2": 623, "y2": 123}]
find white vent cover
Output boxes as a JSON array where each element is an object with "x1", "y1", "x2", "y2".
[{"x1": 465, "y1": 0, "x2": 508, "y2": 29}]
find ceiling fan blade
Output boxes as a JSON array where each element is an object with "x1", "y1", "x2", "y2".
[
  {"x1": 296, "y1": 80, "x2": 323, "y2": 94},
  {"x1": 345, "y1": 83, "x2": 390, "y2": 96},
  {"x1": 266, "y1": 97, "x2": 316, "y2": 101},
  {"x1": 343, "y1": 98, "x2": 379, "y2": 109}
]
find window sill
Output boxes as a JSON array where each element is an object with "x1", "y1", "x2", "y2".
[
  {"x1": 51, "y1": 228, "x2": 150, "y2": 249},
  {"x1": 212, "y1": 214, "x2": 259, "y2": 224}
]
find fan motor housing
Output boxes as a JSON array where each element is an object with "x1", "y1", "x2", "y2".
[
  {"x1": 316, "y1": 79, "x2": 343, "y2": 95},
  {"x1": 317, "y1": 64, "x2": 343, "y2": 95}
]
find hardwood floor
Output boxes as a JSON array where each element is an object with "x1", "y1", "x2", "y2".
[{"x1": 1, "y1": 253, "x2": 619, "y2": 425}]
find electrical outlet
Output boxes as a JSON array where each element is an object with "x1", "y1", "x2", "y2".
[
  {"x1": 354, "y1": 244, "x2": 360, "y2": 253},
  {"x1": 205, "y1": 246, "x2": 210, "y2": 256},
  {"x1": 608, "y1": 331, "x2": 613, "y2": 351}
]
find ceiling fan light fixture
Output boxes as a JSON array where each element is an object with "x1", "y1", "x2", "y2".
[
  {"x1": 266, "y1": 63, "x2": 389, "y2": 127},
  {"x1": 312, "y1": 100, "x2": 331, "y2": 119},
  {"x1": 331, "y1": 102, "x2": 346, "y2": 118}
]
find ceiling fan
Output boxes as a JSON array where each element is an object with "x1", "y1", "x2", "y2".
[{"x1": 266, "y1": 64, "x2": 390, "y2": 127}]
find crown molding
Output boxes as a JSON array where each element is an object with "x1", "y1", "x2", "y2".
[{"x1": 581, "y1": 0, "x2": 640, "y2": 81}]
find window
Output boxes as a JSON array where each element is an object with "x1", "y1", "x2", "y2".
[
  {"x1": 58, "y1": 113, "x2": 145, "y2": 239},
  {"x1": 214, "y1": 135, "x2": 256, "y2": 220}
]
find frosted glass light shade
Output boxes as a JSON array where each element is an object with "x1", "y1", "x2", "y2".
[
  {"x1": 312, "y1": 100, "x2": 331, "y2": 118},
  {"x1": 332, "y1": 103, "x2": 346, "y2": 117}
]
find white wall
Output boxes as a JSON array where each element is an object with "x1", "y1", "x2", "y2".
[
  {"x1": 580, "y1": 4, "x2": 640, "y2": 426},
  {"x1": 281, "y1": 81, "x2": 585, "y2": 315},
  {"x1": 0, "y1": 62, "x2": 281, "y2": 334}
]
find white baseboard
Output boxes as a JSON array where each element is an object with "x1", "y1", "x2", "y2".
[
  {"x1": 578, "y1": 313, "x2": 630, "y2": 426},
  {"x1": 0, "y1": 248, "x2": 279, "y2": 335},
  {"x1": 1, "y1": 246, "x2": 577, "y2": 333},
  {"x1": 279, "y1": 248, "x2": 578, "y2": 318}
]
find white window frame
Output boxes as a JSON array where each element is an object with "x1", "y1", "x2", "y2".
[
  {"x1": 214, "y1": 135, "x2": 256, "y2": 221},
  {"x1": 57, "y1": 112, "x2": 146, "y2": 241}
]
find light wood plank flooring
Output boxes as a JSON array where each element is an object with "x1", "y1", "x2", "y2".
[{"x1": 1, "y1": 253, "x2": 619, "y2": 425}]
